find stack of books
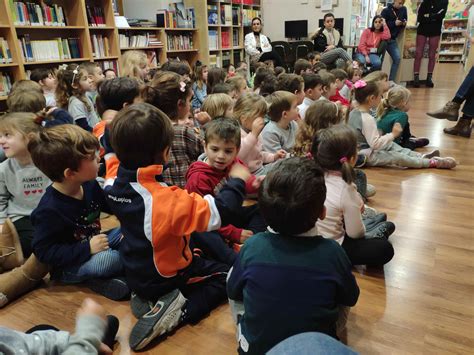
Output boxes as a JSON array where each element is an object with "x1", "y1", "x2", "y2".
[
  {"x1": 0, "y1": 72, "x2": 13, "y2": 96},
  {"x1": 156, "y1": 5, "x2": 195, "y2": 29},
  {"x1": 86, "y1": 5, "x2": 106, "y2": 27},
  {"x1": 9, "y1": 1, "x2": 67, "y2": 26},
  {"x1": 19, "y1": 35, "x2": 82, "y2": 62},
  {"x1": 166, "y1": 33, "x2": 194, "y2": 51},
  {"x1": 90, "y1": 34, "x2": 110, "y2": 58},
  {"x1": 119, "y1": 33, "x2": 163, "y2": 49},
  {"x1": 0, "y1": 38, "x2": 13, "y2": 63}
]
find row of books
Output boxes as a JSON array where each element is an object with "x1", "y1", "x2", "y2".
[
  {"x1": 156, "y1": 4, "x2": 195, "y2": 29},
  {"x1": 232, "y1": 0, "x2": 261, "y2": 5},
  {"x1": 233, "y1": 29, "x2": 240, "y2": 47},
  {"x1": 86, "y1": 5, "x2": 107, "y2": 27},
  {"x1": 119, "y1": 33, "x2": 162, "y2": 49},
  {"x1": 166, "y1": 34, "x2": 194, "y2": 51},
  {"x1": 9, "y1": 1, "x2": 67, "y2": 26},
  {"x1": 242, "y1": 9, "x2": 261, "y2": 26},
  {"x1": 91, "y1": 34, "x2": 110, "y2": 58},
  {"x1": 19, "y1": 35, "x2": 82, "y2": 62},
  {"x1": 97, "y1": 60, "x2": 119, "y2": 74},
  {"x1": 0, "y1": 38, "x2": 13, "y2": 64},
  {"x1": 208, "y1": 6, "x2": 260, "y2": 26},
  {"x1": 0, "y1": 72, "x2": 13, "y2": 96}
]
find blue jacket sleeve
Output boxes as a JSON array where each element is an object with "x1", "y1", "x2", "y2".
[
  {"x1": 76, "y1": 117, "x2": 93, "y2": 132},
  {"x1": 381, "y1": 8, "x2": 396, "y2": 32},
  {"x1": 46, "y1": 109, "x2": 74, "y2": 127},
  {"x1": 227, "y1": 254, "x2": 246, "y2": 301},
  {"x1": 334, "y1": 245, "x2": 360, "y2": 306},
  {"x1": 399, "y1": 6, "x2": 408, "y2": 23},
  {"x1": 212, "y1": 177, "x2": 246, "y2": 227}
]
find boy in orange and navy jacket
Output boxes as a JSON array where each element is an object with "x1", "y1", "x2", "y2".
[{"x1": 104, "y1": 103, "x2": 251, "y2": 351}]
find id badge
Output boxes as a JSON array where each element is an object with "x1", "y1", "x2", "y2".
[{"x1": 370, "y1": 48, "x2": 377, "y2": 54}]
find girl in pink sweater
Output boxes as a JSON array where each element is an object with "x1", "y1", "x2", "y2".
[
  {"x1": 234, "y1": 93, "x2": 286, "y2": 175},
  {"x1": 355, "y1": 16, "x2": 391, "y2": 71}
]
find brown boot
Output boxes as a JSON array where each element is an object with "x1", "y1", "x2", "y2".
[
  {"x1": 427, "y1": 101, "x2": 461, "y2": 121},
  {"x1": 0, "y1": 218, "x2": 25, "y2": 272},
  {"x1": 444, "y1": 118, "x2": 472, "y2": 138},
  {"x1": 0, "y1": 254, "x2": 49, "y2": 308}
]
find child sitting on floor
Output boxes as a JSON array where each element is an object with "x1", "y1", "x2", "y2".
[
  {"x1": 298, "y1": 73, "x2": 323, "y2": 120},
  {"x1": 276, "y1": 73, "x2": 305, "y2": 105},
  {"x1": 227, "y1": 157, "x2": 360, "y2": 354},
  {"x1": 104, "y1": 103, "x2": 252, "y2": 351},
  {"x1": 29, "y1": 125, "x2": 129, "y2": 301},
  {"x1": 29, "y1": 68, "x2": 57, "y2": 107},
  {"x1": 318, "y1": 71, "x2": 338, "y2": 102},
  {"x1": 329, "y1": 69, "x2": 350, "y2": 107}
]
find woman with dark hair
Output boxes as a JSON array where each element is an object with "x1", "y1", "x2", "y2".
[
  {"x1": 355, "y1": 16, "x2": 391, "y2": 71},
  {"x1": 413, "y1": 0, "x2": 448, "y2": 88},
  {"x1": 312, "y1": 13, "x2": 351, "y2": 68},
  {"x1": 244, "y1": 17, "x2": 284, "y2": 68}
]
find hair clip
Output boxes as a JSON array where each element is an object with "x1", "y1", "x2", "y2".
[
  {"x1": 58, "y1": 64, "x2": 67, "y2": 70},
  {"x1": 179, "y1": 81, "x2": 186, "y2": 92},
  {"x1": 352, "y1": 61, "x2": 359, "y2": 69},
  {"x1": 71, "y1": 67, "x2": 79, "y2": 85},
  {"x1": 354, "y1": 80, "x2": 367, "y2": 89},
  {"x1": 339, "y1": 156, "x2": 348, "y2": 164}
]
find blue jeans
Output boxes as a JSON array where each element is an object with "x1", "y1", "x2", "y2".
[
  {"x1": 456, "y1": 66, "x2": 474, "y2": 100},
  {"x1": 61, "y1": 228, "x2": 123, "y2": 283},
  {"x1": 385, "y1": 39, "x2": 401, "y2": 81},
  {"x1": 354, "y1": 53, "x2": 382, "y2": 71}
]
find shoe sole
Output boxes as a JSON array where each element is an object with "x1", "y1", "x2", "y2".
[
  {"x1": 130, "y1": 291, "x2": 186, "y2": 351},
  {"x1": 130, "y1": 293, "x2": 153, "y2": 319},
  {"x1": 86, "y1": 278, "x2": 130, "y2": 301},
  {"x1": 427, "y1": 113, "x2": 459, "y2": 121}
]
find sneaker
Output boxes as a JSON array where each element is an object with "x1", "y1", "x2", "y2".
[
  {"x1": 86, "y1": 277, "x2": 130, "y2": 301},
  {"x1": 103, "y1": 315, "x2": 120, "y2": 349},
  {"x1": 432, "y1": 156, "x2": 457, "y2": 169},
  {"x1": 130, "y1": 292, "x2": 154, "y2": 319},
  {"x1": 355, "y1": 154, "x2": 367, "y2": 168},
  {"x1": 365, "y1": 221, "x2": 396, "y2": 239},
  {"x1": 0, "y1": 219, "x2": 24, "y2": 271},
  {"x1": 365, "y1": 184, "x2": 376, "y2": 198},
  {"x1": 364, "y1": 213, "x2": 388, "y2": 232},
  {"x1": 129, "y1": 289, "x2": 187, "y2": 351},
  {"x1": 409, "y1": 137, "x2": 429, "y2": 148},
  {"x1": 361, "y1": 205, "x2": 378, "y2": 219},
  {"x1": 422, "y1": 150, "x2": 440, "y2": 159}
]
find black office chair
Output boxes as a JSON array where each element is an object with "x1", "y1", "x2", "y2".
[
  {"x1": 271, "y1": 41, "x2": 292, "y2": 72},
  {"x1": 292, "y1": 41, "x2": 314, "y2": 60}
]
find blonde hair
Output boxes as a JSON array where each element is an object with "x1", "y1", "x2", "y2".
[
  {"x1": 226, "y1": 76, "x2": 247, "y2": 92},
  {"x1": 10, "y1": 80, "x2": 42, "y2": 94},
  {"x1": 201, "y1": 93, "x2": 234, "y2": 119},
  {"x1": 376, "y1": 85, "x2": 411, "y2": 119},
  {"x1": 233, "y1": 93, "x2": 267, "y2": 125},
  {"x1": 120, "y1": 50, "x2": 147, "y2": 81},
  {"x1": 7, "y1": 90, "x2": 46, "y2": 113},
  {"x1": 0, "y1": 112, "x2": 47, "y2": 138},
  {"x1": 293, "y1": 101, "x2": 342, "y2": 157},
  {"x1": 363, "y1": 70, "x2": 388, "y2": 84},
  {"x1": 266, "y1": 91, "x2": 296, "y2": 122}
]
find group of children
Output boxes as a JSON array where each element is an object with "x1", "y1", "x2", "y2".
[{"x1": 0, "y1": 47, "x2": 458, "y2": 353}]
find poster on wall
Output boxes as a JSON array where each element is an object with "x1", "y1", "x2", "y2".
[{"x1": 321, "y1": 0, "x2": 332, "y2": 11}]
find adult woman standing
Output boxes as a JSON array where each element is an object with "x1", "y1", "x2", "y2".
[
  {"x1": 356, "y1": 16, "x2": 391, "y2": 71},
  {"x1": 245, "y1": 17, "x2": 284, "y2": 68},
  {"x1": 413, "y1": 0, "x2": 448, "y2": 88},
  {"x1": 312, "y1": 13, "x2": 351, "y2": 68}
]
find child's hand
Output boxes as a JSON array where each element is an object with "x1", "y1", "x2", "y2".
[
  {"x1": 274, "y1": 149, "x2": 287, "y2": 160},
  {"x1": 240, "y1": 229, "x2": 254, "y2": 243},
  {"x1": 195, "y1": 111, "x2": 211, "y2": 125},
  {"x1": 229, "y1": 163, "x2": 251, "y2": 182},
  {"x1": 90, "y1": 234, "x2": 109, "y2": 254},
  {"x1": 251, "y1": 175, "x2": 265, "y2": 190},
  {"x1": 251, "y1": 117, "x2": 265, "y2": 138},
  {"x1": 392, "y1": 122, "x2": 403, "y2": 137}
]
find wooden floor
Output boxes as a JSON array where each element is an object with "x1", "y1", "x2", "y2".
[{"x1": 0, "y1": 64, "x2": 473, "y2": 355}]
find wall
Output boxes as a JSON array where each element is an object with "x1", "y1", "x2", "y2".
[
  {"x1": 122, "y1": 0, "x2": 181, "y2": 21},
  {"x1": 262, "y1": 0, "x2": 352, "y2": 43}
]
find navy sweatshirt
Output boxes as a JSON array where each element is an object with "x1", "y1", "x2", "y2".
[
  {"x1": 31, "y1": 180, "x2": 111, "y2": 272},
  {"x1": 381, "y1": 4, "x2": 408, "y2": 40}
]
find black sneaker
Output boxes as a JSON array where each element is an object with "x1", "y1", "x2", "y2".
[
  {"x1": 129, "y1": 289, "x2": 187, "y2": 351},
  {"x1": 85, "y1": 277, "x2": 130, "y2": 301},
  {"x1": 103, "y1": 315, "x2": 120, "y2": 349},
  {"x1": 355, "y1": 154, "x2": 367, "y2": 168},
  {"x1": 130, "y1": 292, "x2": 154, "y2": 319},
  {"x1": 365, "y1": 221, "x2": 395, "y2": 239}
]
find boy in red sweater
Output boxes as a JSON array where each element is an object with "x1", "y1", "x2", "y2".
[
  {"x1": 185, "y1": 118, "x2": 266, "y2": 258},
  {"x1": 329, "y1": 69, "x2": 350, "y2": 107}
]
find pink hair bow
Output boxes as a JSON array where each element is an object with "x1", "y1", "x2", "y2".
[{"x1": 354, "y1": 80, "x2": 367, "y2": 89}]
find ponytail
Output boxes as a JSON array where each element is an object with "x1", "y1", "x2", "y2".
[
  {"x1": 339, "y1": 156, "x2": 355, "y2": 185},
  {"x1": 376, "y1": 97, "x2": 392, "y2": 120}
]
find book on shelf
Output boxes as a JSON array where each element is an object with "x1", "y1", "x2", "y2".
[
  {"x1": 97, "y1": 60, "x2": 119, "y2": 74},
  {"x1": 222, "y1": 51, "x2": 231, "y2": 68},
  {"x1": 18, "y1": 35, "x2": 82, "y2": 62},
  {"x1": 221, "y1": 30, "x2": 231, "y2": 48},
  {"x1": 112, "y1": 0, "x2": 119, "y2": 15},
  {"x1": 146, "y1": 50, "x2": 158, "y2": 67},
  {"x1": 0, "y1": 72, "x2": 13, "y2": 96},
  {"x1": 242, "y1": 9, "x2": 261, "y2": 26},
  {"x1": 86, "y1": 5, "x2": 106, "y2": 27},
  {"x1": 208, "y1": 5, "x2": 218, "y2": 25},
  {"x1": 232, "y1": 29, "x2": 240, "y2": 46},
  {"x1": 90, "y1": 34, "x2": 110, "y2": 58},
  {"x1": 0, "y1": 38, "x2": 13, "y2": 64},
  {"x1": 166, "y1": 33, "x2": 194, "y2": 51},
  {"x1": 209, "y1": 54, "x2": 219, "y2": 67},
  {"x1": 119, "y1": 32, "x2": 163, "y2": 49},
  {"x1": 10, "y1": 1, "x2": 67, "y2": 26},
  {"x1": 209, "y1": 30, "x2": 219, "y2": 50},
  {"x1": 232, "y1": 6, "x2": 240, "y2": 26},
  {"x1": 233, "y1": 51, "x2": 242, "y2": 65},
  {"x1": 156, "y1": 5, "x2": 195, "y2": 29},
  {"x1": 220, "y1": 4, "x2": 232, "y2": 26}
]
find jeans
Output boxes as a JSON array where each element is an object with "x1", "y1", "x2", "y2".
[
  {"x1": 385, "y1": 39, "x2": 401, "y2": 81},
  {"x1": 354, "y1": 53, "x2": 382, "y2": 71},
  {"x1": 366, "y1": 142, "x2": 430, "y2": 168},
  {"x1": 455, "y1": 66, "x2": 474, "y2": 100},
  {"x1": 414, "y1": 35, "x2": 440, "y2": 74},
  {"x1": 60, "y1": 228, "x2": 123, "y2": 283}
]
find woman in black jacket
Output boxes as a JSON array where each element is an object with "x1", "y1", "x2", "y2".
[
  {"x1": 413, "y1": 0, "x2": 448, "y2": 87},
  {"x1": 312, "y1": 13, "x2": 351, "y2": 68}
]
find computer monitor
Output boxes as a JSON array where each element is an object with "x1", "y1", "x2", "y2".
[
  {"x1": 318, "y1": 18, "x2": 344, "y2": 36},
  {"x1": 285, "y1": 20, "x2": 308, "y2": 39}
]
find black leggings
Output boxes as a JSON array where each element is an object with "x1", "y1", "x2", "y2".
[
  {"x1": 342, "y1": 236, "x2": 394, "y2": 266},
  {"x1": 259, "y1": 50, "x2": 285, "y2": 68}
]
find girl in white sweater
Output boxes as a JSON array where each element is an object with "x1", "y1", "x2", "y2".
[{"x1": 314, "y1": 124, "x2": 394, "y2": 266}]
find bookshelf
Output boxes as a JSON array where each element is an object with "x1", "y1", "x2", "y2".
[{"x1": 438, "y1": 18, "x2": 469, "y2": 63}]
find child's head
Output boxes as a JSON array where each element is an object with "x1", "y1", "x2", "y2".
[
  {"x1": 330, "y1": 69, "x2": 348, "y2": 90},
  {"x1": 353, "y1": 80, "x2": 381, "y2": 108},
  {"x1": 96, "y1": 77, "x2": 140, "y2": 116},
  {"x1": 267, "y1": 91, "x2": 299, "y2": 123},
  {"x1": 207, "y1": 67, "x2": 227, "y2": 94},
  {"x1": 346, "y1": 65, "x2": 362, "y2": 83},
  {"x1": 276, "y1": 73, "x2": 305, "y2": 105},
  {"x1": 55, "y1": 64, "x2": 92, "y2": 109},
  {"x1": 226, "y1": 76, "x2": 248, "y2": 99},
  {"x1": 211, "y1": 82, "x2": 236, "y2": 98},
  {"x1": 202, "y1": 93, "x2": 235, "y2": 119},
  {"x1": 312, "y1": 124, "x2": 357, "y2": 185},
  {"x1": 236, "y1": 61, "x2": 248, "y2": 71},
  {"x1": 307, "y1": 51, "x2": 321, "y2": 66},
  {"x1": 82, "y1": 62, "x2": 104, "y2": 90},
  {"x1": 253, "y1": 67, "x2": 274, "y2": 90},
  {"x1": 161, "y1": 60, "x2": 192, "y2": 80},
  {"x1": 10, "y1": 80, "x2": 42, "y2": 95},
  {"x1": 235, "y1": 67, "x2": 248, "y2": 79},
  {"x1": 377, "y1": 85, "x2": 411, "y2": 118},
  {"x1": 319, "y1": 71, "x2": 337, "y2": 98},
  {"x1": 363, "y1": 70, "x2": 389, "y2": 93},
  {"x1": 204, "y1": 118, "x2": 241, "y2": 170},
  {"x1": 226, "y1": 63, "x2": 236, "y2": 77},
  {"x1": 109, "y1": 103, "x2": 174, "y2": 169},
  {"x1": 312, "y1": 62, "x2": 327, "y2": 74},
  {"x1": 103, "y1": 69, "x2": 117, "y2": 80},
  {"x1": 120, "y1": 50, "x2": 149, "y2": 81},
  {"x1": 259, "y1": 157, "x2": 326, "y2": 235},
  {"x1": 293, "y1": 101, "x2": 342, "y2": 157},
  {"x1": 30, "y1": 68, "x2": 56, "y2": 92},
  {"x1": 193, "y1": 63, "x2": 209, "y2": 89},
  {"x1": 28, "y1": 124, "x2": 100, "y2": 183},
  {"x1": 233, "y1": 93, "x2": 267, "y2": 131},
  {"x1": 294, "y1": 59, "x2": 313, "y2": 75},
  {"x1": 302, "y1": 73, "x2": 323, "y2": 101},
  {"x1": 143, "y1": 71, "x2": 193, "y2": 122},
  {"x1": 0, "y1": 112, "x2": 47, "y2": 159},
  {"x1": 7, "y1": 90, "x2": 46, "y2": 113},
  {"x1": 259, "y1": 74, "x2": 278, "y2": 97}
]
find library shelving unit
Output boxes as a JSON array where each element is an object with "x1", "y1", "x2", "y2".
[{"x1": 438, "y1": 18, "x2": 469, "y2": 63}]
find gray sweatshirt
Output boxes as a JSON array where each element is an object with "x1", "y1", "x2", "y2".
[
  {"x1": 0, "y1": 158, "x2": 51, "y2": 224},
  {"x1": 261, "y1": 120, "x2": 298, "y2": 154},
  {"x1": 0, "y1": 314, "x2": 106, "y2": 354}
]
